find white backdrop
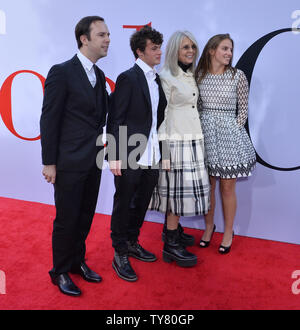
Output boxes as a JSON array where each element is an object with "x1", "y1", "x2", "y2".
[{"x1": 0, "y1": 0, "x2": 299, "y2": 243}]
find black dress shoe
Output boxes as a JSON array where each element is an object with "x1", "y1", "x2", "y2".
[
  {"x1": 199, "y1": 224, "x2": 216, "y2": 248},
  {"x1": 178, "y1": 224, "x2": 195, "y2": 246},
  {"x1": 163, "y1": 229, "x2": 197, "y2": 267},
  {"x1": 162, "y1": 223, "x2": 195, "y2": 247},
  {"x1": 112, "y1": 252, "x2": 138, "y2": 282},
  {"x1": 219, "y1": 231, "x2": 235, "y2": 254},
  {"x1": 50, "y1": 273, "x2": 81, "y2": 297},
  {"x1": 127, "y1": 241, "x2": 157, "y2": 262},
  {"x1": 71, "y1": 262, "x2": 102, "y2": 283}
]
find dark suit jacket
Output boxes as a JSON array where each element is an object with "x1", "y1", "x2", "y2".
[
  {"x1": 40, "y1": 55, "x2": 108, "y2": 171},
  {"x1": 106, "y1": 64, "x2": 167, "y2": 164}
]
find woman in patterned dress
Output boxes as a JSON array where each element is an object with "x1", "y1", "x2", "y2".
[
  {"x1": 149, "y1": 31, "x2": 210, "y2": 267},
  {"x1": 196, "y1": 34, "x2": 256, "y2": 254}
]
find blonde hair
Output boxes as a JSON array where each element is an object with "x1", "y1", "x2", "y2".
[{"x1": 163, "y1": 30, "x2": 199, "y2": 76}]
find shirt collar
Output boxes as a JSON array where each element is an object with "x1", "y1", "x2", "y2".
[
  {"x1": 77, "y1": 50, "x2": 94, "y2": 72},
  {"x1": 136, "y1": 58, "x2": 157, "y2": 77},
  {"x1": 178, "y1": 66, "x2": 193, "y2": 77}
]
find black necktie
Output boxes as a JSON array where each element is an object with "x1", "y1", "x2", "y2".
[
  {"x1": 93, "y1": 64, "x2": 99, "y2": 87},
  {"x1": 155, "y1": 73, "x2": 161, "y2": 87}
]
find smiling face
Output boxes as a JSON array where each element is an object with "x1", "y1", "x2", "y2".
[
  {"x1": 210, "y1": 38, "x2": 233, "y2": 67},
  {"x1": 178, "y1": 37, "x2": 197, "y2": 65},
  {"x1": 80, "y1": 20, "x2": 110, "y2": 62},
  {"x1": 137, "y1": 39, "x2": 162, "y2": 68}
]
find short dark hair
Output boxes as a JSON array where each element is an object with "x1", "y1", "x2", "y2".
[
  {"x1": 75, "y1": 16, "x2": 104, "y2": 49},
  {"x1": 130, "y1": 26, "x2": 163, "y2": 59}
]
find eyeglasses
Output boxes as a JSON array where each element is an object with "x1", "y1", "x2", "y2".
[{"x1": 181, "y1": 44, "x2": 197, "y2": 50}]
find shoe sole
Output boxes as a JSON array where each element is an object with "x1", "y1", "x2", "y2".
[
  {"x1": 162, "y1": 251, "x2": 197, "y2": 267},
  {"x1": 112, "y1": 261, "x2": 138, "y2": 282},
  {"x1": 57, "y1": 286, "x2": 81, "y2": 297},
  {"x1": 128, "y1": 252, "x2": 157, "y2": 262}
]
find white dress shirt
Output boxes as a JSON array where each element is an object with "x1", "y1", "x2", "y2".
[
  {"x1": 77, "y1": 51, "x2": 97, "y2": 87},
  {"x1": 135, "y1": 58, "x2": 161, "y2": 166}
]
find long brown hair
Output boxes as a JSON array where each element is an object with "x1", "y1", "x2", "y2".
[{"x1": 195, "y1": 33, "x2": 236, "y2": 83}]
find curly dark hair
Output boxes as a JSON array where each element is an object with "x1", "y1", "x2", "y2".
[{"x1": 130, "y1": 26, "x2": 163, "y2": 59}]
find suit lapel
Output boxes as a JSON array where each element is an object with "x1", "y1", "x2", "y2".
[
  {"x1": 71, "y1": 55, "x2": 96, "y2": 107},
  {"x1": 156, "y1": 73, "x2": 167, "y2": 112},
  {"x1": 94, "y1": 65, "x2": 108, "y2": 109},
  {"x1": 133, "y1": 64, "x2": 151, "y2": 111}
]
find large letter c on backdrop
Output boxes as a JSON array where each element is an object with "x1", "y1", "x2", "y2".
[
  {"x1": 0, "y1": 70, "x2": 45, "y2": 141},
  {"x1": 236, "y1": 28, "x2": 300, "y2": 171}
]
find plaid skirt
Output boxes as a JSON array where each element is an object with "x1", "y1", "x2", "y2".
[{"x1": 149, "y1": 139, "x2": 210, "y2": 216}]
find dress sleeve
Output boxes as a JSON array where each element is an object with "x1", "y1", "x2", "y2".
[{"x1": 236, "y1": 70, "x2": 249, "y2": 128}]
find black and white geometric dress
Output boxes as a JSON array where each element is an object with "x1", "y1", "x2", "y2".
[{"x1": 198, "y1": 69, "x2": 256, "y2": 178}]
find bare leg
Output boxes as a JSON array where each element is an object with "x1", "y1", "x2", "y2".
[
  {"x1": 201, "y1": 176, "x2": 216, "y2": 243},
  {"x1": 219, "y1": 178, "x2": 237, "y2": 249},
  {"x1": 166, "y1": 212, "x2": 180, "y2": 230}
]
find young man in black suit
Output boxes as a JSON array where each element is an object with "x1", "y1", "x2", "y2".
[
  {"x1": 40, "y1": 16, "x2": 110, "y2": 296},
  {"x1": 106, "y1": 26, "x2": 167, "y2": 282}
]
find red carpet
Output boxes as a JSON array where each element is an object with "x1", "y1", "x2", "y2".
[{"x1": 0, "y1": 196, "x2": 299, "y2": 310}]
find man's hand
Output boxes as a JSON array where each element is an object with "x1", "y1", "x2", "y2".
[
  {"x1": 109, "y1": 160, "x2": 122, "y2": 176},
  {"x1": 42, "y1": 165, "x2": 57, "y2": 184},
  {"x1": 162, "y1": 159, "x2": 170, "y2": 171}
]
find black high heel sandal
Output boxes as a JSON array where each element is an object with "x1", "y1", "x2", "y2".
[
  {"x1": 218, "y1": 231, "x2": 234, "y2": 254},
  {"x1": 199, "y1": 224, "x2": 216, "y2": 248}
]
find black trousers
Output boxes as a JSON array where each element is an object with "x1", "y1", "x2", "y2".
[
  {"x1": 110, "y1": 167, "x2": 159, "y2": 253},
  {"x1": 49, "y1": 165, "x2": 101, "y2": 276}
]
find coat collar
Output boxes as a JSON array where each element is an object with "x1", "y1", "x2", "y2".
[
  {"x1": 135, "y1": 58, "x2": 157, "y2": 77},
  {"x1": 71, "y1": 55, "x2": 106, "y2": 108},
  {"x1": 178, "y1": 66, "x2": 194, "y2": 78},
  {"x1": 133, "y1": 64, "x2": 151, "y2": 111}
]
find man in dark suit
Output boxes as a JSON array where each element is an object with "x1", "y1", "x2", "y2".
[
  {"x1": 106, "y1": 26, "x2": 167, "y2": 282},
  {"x1": 40, "y1": 16, "x2": 110, "y2": 296}
]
